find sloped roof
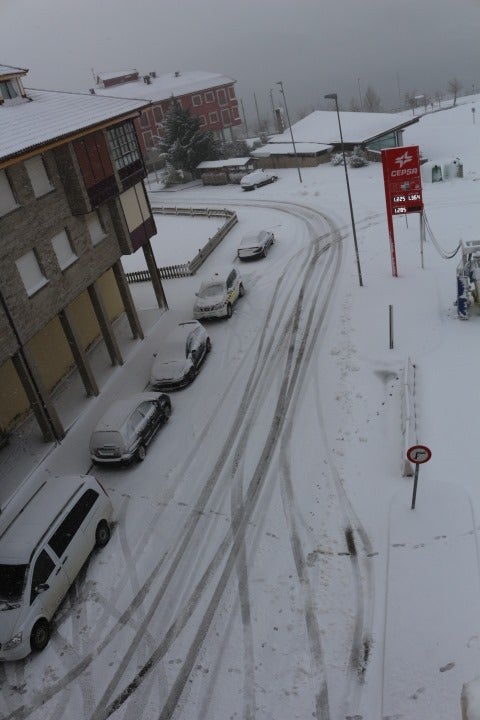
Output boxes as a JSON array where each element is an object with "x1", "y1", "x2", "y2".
[
  {"x1": 94, "y1": 70, "x2": 235, "y2": 103},
  {"x1": 269, "y1": 110, "x2": 419, "y2": 146},
  {"x1": 0, "y1": 88, "x2": 150, "y2": 163},
  {"x1": 0, "y1": 64, "x2": 28, "y2": 77}
]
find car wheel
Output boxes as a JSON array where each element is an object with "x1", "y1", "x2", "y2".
[
  {"x1": 95, "y1": 519, "x2": 111, "y2": 548},
  {"x1": 30, "y1": 619, "x2": 50, "y2": 653},
  {"x1": 206, "y1": 337, "x2": 212, "y2": 353},
  {"x1": 226, "y1": 303, "x2": 233, "y2": 318},
  {"x1": 239, "y1": 283, "x2": 245, "y2": 297},
  {"x1": 136, "y1": 444, "x2": 146, "y2": 462}
]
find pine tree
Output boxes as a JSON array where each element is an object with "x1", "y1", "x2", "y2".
[{"x1": 160, "y1": 98, "x2": 219, "y2": 173}]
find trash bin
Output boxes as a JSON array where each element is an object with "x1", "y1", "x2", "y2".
[{"x1": 432, "y1": 164, "x2": 443, "y2": 182}]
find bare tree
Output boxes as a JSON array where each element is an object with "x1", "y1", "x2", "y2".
[
  {"x1": 434, "y1": 91, "x2": 443, "y2": 108},
  {"x1": 363, "y1": 86, "x2": 382, "y2": 112},
  {"x1": 447, "y1": 78, "x2": 463, "y2": 106}
]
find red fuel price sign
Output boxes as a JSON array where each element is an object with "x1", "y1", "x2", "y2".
[{"x1": 382, "y1": 146, "x2": 424, "y2": 277}]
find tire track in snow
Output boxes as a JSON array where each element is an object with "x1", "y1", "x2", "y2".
[{"x1": 2, "y1": 203, "x2": 336, "y2": 720}]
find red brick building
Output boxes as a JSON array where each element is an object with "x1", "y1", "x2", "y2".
[{"x1": 94, "y1": 70, "x2": 242, "y2": 160}]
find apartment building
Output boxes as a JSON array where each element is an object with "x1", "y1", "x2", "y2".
[
  {"x1": 0, "y1": 64, "x2": 167, "y2": 444},
  {"x1": 93, "y1": 69, "x2": 242, "y2": 159}
]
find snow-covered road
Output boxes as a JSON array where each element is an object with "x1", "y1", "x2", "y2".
[{"x1": 1, "y1": 198, "x2": 377, "y2": 720}]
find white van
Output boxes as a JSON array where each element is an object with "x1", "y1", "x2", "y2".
[{"x1": 0, "y1": 475, "x2": 113, "y2": 661}]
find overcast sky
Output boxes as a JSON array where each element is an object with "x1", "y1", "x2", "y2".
[{"x1": 2, "y1": 0, "x2": 480, "y2": 126}]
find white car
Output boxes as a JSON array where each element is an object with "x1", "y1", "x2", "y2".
[
  {"x1": 193, "y1": 268, "x2": 245, "y2": 319},
  {"x1": 240, "y1": 169, "x2": 278, "y2": 191},
  {"x1": 238, "y1": 230, "x2": 275, "y2": 260},
  {"x1": 150, "y1": 321, "x2": 211, "y2": 390}
]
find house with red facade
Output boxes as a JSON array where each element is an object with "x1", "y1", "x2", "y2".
[{"x1": 93, "y1": 69, "x2": 242, "y2": 161}]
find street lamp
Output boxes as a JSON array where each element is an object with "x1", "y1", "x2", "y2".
[
  {"x1": 324, "y1": 92, "x2": 363, "y2": 287},
  {"x1": 276, "y1": 81, "x2": 302, "y2": 183}
]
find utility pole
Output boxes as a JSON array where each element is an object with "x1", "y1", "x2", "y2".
[
  {"x1": 253, "y1": 92, "x2": 262, "y2": 133},
  {"x1": 240, "y1": 98, "x2": 249, "y2": 138}
]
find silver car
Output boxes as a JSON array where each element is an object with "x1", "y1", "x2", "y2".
[
  {"x1": 150, "y1": 321, "x2": 211, "y2": 390},
  {"x1": 237, "y1": 230, "x2": 274, "y2": 260},
  {"x1": 240, "y1": 169, "x2": 278, "y2": 191},
  {"x1": 90, "y1": 392, "x2": 171, "y2": 464}
]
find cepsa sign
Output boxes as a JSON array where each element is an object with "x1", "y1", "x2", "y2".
[
  {"x1": 381, "y1": 145, "x2": 424, "y2": 276},
  {"x1": 382, "y1": 146, "x2": 423, "y2": 215}
]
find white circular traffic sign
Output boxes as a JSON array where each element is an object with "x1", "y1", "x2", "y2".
[{"x1": 407, "y1": 445, "x2": 432, "y2": 464}]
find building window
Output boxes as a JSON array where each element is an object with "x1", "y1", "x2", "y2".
[
  {"x1": 25, "y1": 156, "x2": 54, "y2": 198},
  {"x1": 192, "y1": 94, "x2": 202, "y2": 107},
  {"x1": 15, "y1": 250, "x2": 48, "y2": 296},
  {"x1": 204, "y1": 91, "x2": 214, "y2": 103},
  {"x1": 232, "y1": 106, "x2": 240, "y2": 121},
  {"x1": 208, "y1": 111, "x2": 219, "y2": 124},
  {"x1": 86, "y1": 211, "x2": 106, "y2": 246},
  {"x1": 51, "y1": 229, "x2": 77, "y2": 270},
  {"x1": 140, "y1": 112, "x2": 150, "y2": 129},
  {"x1": 153, "y1": 106, "x2": 163, "y2": 124},
  {"x1": 0, "y1": 169, "x2": 18, "y2": 216},
  {"x1": 217, "y1": 88, "x2": 227, "y2": 106},
  {"x1": 107, "y1": 121, "x2": 142, "y2": 171},
  {"x1": 143, "y1": 131, "x2": 154, "y2": 148},
  {"x1": 0, "y1": 79, "x2": 18, "y2": 100},
  {"x1": 198, "y1": 115, "x2": 206, "y2": 127},
  {"x1": 228, "y1": 86, "x2": 235, "y2": 100},
  {"x1": 221, "y1": 108, "x2": 231, "y2": 126}
]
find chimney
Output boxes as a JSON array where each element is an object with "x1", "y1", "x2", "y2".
[
  {"x1": 150, "y1": 71, "x2": 156, "y2": 78},
  {"x1": 143, "y1": 75, "x2": 151, "y2": 84},
  {"x1": 174, "y1": 71, "x2": 180, "y2": 78},
  {"x1": 89, "y1": 88, "x2": 95, "y2": 94}
]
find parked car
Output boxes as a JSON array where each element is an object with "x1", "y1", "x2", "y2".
[
  {"x1": 150, "y1": 321, "x2": 211, "y2": 391},
  {"x1": 89, "y1": 392, "x2": 171, "y2": 464},
  {"x1": 0, "y1": 474, "x2": 113, "y2": 660},
  {"x1": 240, "y1": 169, "x2": 278, "y2": 191},
  {"x1": 237, "y1": 230, "x2": 275, "y2": 260},
  {"x1": 193, "y1": 268, "x2": 245, "y2": 320}
]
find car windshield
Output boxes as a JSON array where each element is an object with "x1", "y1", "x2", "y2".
[
  {"x1": 0, "y1": 563, "x2": 27, "y2": 602},
  {"x1": 198, "y1": 283, "x2": 224, "y2": 298}
]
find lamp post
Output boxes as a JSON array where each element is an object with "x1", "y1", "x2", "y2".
[
  {"x1": 324, "y1": 92, "x2": 363, "y2": 287},
  {"x1": 276, "y1": 81, "x2": 302, "y2": 183}
]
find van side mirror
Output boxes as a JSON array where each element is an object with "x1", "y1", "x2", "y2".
[{"x1": 34, "y1": 583, "x2": 49, "y2": 594}]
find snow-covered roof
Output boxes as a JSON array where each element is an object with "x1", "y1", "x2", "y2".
[
  {"x1": 251, "y1": 142, "x2": 332, "y2": 157},
  {"x1": 94, "y1": 70, "x2": 236, "y2": 103},
  {"x1": 0, "y1": 88, "x2": 150, "y2": 162},
  {"x1": 269, "y1": 110, "x2": 419, "y2": 146},
  {"x1": 0, "y1": 64, "x2": 28, "y2": 77},
  {"x1": 197, "y1": 158, "x2": 252, "y2": 169}
]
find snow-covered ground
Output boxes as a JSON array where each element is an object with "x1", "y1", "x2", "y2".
[{"x1": 1, "y1": 96, "x2": 480, "y2": 720}]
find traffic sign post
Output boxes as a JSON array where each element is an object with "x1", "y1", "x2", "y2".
[{"x1": 406, "y1": 445, "x2": 432, "y2": 509}]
